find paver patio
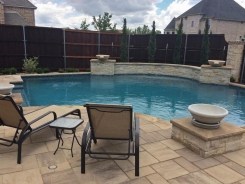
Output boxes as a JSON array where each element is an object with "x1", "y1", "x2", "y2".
[{"x1": 0, "y1": 106, "x2": 245, "y2": 184}]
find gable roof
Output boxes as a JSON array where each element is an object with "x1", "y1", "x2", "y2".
[
  {"x1": 2, "y1": 0, "x2": 36, "y2": 9},
  {"x1": 178, "y1": 0, "x2": 245, "y2": 22},
  {"x1": 4, "y1": 11, "x2": 30, "y2": 25},
  {"x1": 164, "y1": 17, "x2": 176, "y2": 30}
]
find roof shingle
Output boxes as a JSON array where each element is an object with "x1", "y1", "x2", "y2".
[
  {"x1": 178, "y1": 0, "x2": 245, "y2": 22},
  {"x1": 2, "y1": 0, "x2": 36, "y2": 9}
]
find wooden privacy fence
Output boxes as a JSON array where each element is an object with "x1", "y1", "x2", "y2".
[{"x1": 0, "y1": 24, "x2": 228, "y2": 71}]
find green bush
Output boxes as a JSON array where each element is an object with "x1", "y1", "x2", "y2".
[
  {"x1": 43, "y1": 68, "x2": 50, "y2": 73},
  {"x1": 230, "y1": 76, "x2": 236, "y2": 82},
  {"x1": 35, "y1": 68, "x2": 43, "y2": 74},
  {"x1": 86, "y1": 68, "x2": 91, "y2": 72},
  {"x1": 10, "y1": 67, "x2": 17, "y2": 74},
  {"x1": 74, "y1": 69, "x2": 79, "y2": 72},
  {"x1": 58, "y1": 68, "x2": 64, "y2": 73},
  {"x1": 22, "y1": 57, "x2": 39, "y2": 73},
  {"x1": 66, "y1": 68, "x2": 75, "y2": 72},
  {"x1": 1, "y1": 68, "x2": 10, "y2": 75}
]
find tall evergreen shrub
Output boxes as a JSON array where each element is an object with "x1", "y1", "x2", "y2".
[
  {"x1": 200, "y1": 19, "x2": 210, "y2": 65},
  {"x1": 173, "y1": 19, "x2": 183, "y2": 64},
  {"x1": 147, "y1": 21, "x2": 156, "y2": 63},
  {"x1": 120, "y1": 18, "x2": 128, "y2": 62}
]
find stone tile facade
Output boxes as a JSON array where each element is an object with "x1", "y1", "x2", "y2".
[
  {"x1": 226, "y1": 41, "x2": 245, "y2": 82},
  {"x1": 200, "y1": 65, "x2": 232, "y2": 85},
  {"x1": 0, "y1": 3, "x2": 4, "y2": 24},
  {"x1": 4, "y1": 7, "x2": 35, "y2": 26},
  {"x1": 175, "y1": 16, "x2": 245, "y2": 41},
  {"x1": 91, "y1": 61, "x2": 232, "y2": 85}
]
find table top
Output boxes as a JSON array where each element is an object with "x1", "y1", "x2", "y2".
[{"x1": 49, "y1": 117, "x2": 84, "y2": 129}]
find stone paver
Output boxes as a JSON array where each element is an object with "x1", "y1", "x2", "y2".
[
  {"x1": 204, "y1": 165, "x2": 244, "y2": 184},
  {"x1": 0, "y1": 106, "x2": 245, "y2": 184}
]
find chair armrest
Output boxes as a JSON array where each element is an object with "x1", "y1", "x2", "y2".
[
  {"x1": 28, "y1": 111, "x2": 57, "y2": 125},
  {"x1": 17, "y1": 105, "x2": 23, "y2": 114},
  {"x1": 62, "y1": 109, "x2": 81, "y2": 118}
]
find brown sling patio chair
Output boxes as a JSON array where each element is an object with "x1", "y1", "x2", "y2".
[
  {"x1": 0, "y1": 96, "x2": 81, "y2": 164},
  {"x1": 81, "y1": 103, "x2": 139, "y2": 176}
]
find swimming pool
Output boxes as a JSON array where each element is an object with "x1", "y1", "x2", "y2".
[{"x1": 14, "y1": 74, "x2": 245, "y2": 126}]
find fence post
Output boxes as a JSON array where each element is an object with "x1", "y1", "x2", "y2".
[
  {"x1": 98, "y1": 31, "x2": 100, "y2": 54},
  {"x1": 183, "y1": 34, "x2": 188, "y2": 65},
  {"x1": 165, "y1": 43, "x2": 168, "y2": 63},
  {"x1": 22, "y1": 26, "x2": 27, "y2": 59},
  {"x1": 63, "y1": 29, "x2": 66, "y2": 72},
  {"x1": 128, "y1": 34, "x2": 130, "y2": 62}
]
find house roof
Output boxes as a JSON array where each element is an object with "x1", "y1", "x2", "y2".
[
  {"x1": 164, "y1": 17, "x2": 176, "y2": 30},
  {"x1": 4, "y1": 11, "x2": 30, "y2": 25},
  {"x1": 178, "y1": 0, "x2": 245, "y2": 22},
  {"x1": 1, "y1": 0, "x2": 36, "y2": 9}
]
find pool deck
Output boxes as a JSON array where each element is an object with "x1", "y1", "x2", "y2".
[
  {"x1": 1, "y1": 106, "x2": 245, "y2": 184},
  {"x1": 1, "y1": 74, "x2": 245, "y2": 183}
]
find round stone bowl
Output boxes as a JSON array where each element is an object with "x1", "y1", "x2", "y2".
[
  {"x1": 188, "y1": 104, "x2": 228, "y2": 124},
  {"x1": 96, "y1": 55, "x2": 110, "y2": 61},
  {"x1": 208, "y1": 60, "x2": 225, "y2": 67},
  {"x1": 0, "y1": 84, "x2": 15, "y2": 95}
]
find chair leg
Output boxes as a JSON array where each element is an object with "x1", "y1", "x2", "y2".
[
  {"x1": 17, "y1": 143, "x2": 22, "y2": 164},
  {"x1": 81, "y1": 145, "x2": 85, "y2": 173}
]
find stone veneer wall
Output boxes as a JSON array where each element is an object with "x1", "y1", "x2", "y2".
[
  {"x1": 4, "y1": 7, "x2": 35, "y2": 25},
  {"x1": 226, "y1": 41, "x2": 245, "y2": 82},
  {"x1": 115, "y1": 63, "x2": 200, "y2": 81},
  {"x1": 91, "y1": 61, "x2": 232, "y2": 85},
  {"x1": 200, "y1": 65, "x2": 232, "y2": 85},
  {"x1": 0, "y1": 3, "x2": 4, "y2": 24}
]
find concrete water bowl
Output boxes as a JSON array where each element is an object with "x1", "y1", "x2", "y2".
[
  {"x1": 188, "y1": 104, "x2": 228, "y2": 128},
  {"x1": 96, "y1": 55, "x2": 110, "y2": 61},
  {"x1": 208, "y1": 60, "x2": 225, "y2": 67},
  {"x1": 0, "y1": 84, "x2": 15, "y2": 95}
]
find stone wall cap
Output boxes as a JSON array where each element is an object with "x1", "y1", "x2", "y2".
[
  {"x1": 90, "y1": 59, "x2": 116, "y2": 63},
  {"x1": 170, "y1": 117, "x2": 245, "y2": 141},
  {"x1": 201, "y1": 65, "x2": 232, "y2": 70},
  {"x1": 228, "y1": 41, "x2": 245, "y2": 45},
  {"x1": 116, "y1": 62, "x2": 200, "y2": 70},
  {"x1": 229, "y1": 82, "x2": 245, "y2": 89}
]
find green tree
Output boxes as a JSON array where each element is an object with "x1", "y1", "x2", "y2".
[
  {"x1": 91, "y1": 12, "x2": 117, "y2": 32},
  {"x1": 80, "y1": 19, "x2": 90, "y2": 30},
  {"x1": 120, "y1": 18, "x2": 128, "y2": 62},
  {"x1": 156, "y1": 30, "x2": 161, "y2": 34},
  {"x1": 200, "y1": 19, "x2": 210, "y2": 65},
  {"x1": 173, "y1": 19, "x2": 183, "y2": 64},
  {"x1": 147, "y1": 21, "x2": 157, "y2": 63}
]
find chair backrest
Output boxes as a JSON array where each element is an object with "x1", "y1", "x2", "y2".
[
  {"x1": 84, "y1": 103, "x2": 133, "y2": 140},
  {"x1": 0, "y1": 96, "x2": 28, "y2": 129}
]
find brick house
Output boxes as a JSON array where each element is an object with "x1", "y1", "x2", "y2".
[
  {"x1": 164, "y1": 0, "x2": 245, "y2": 41},
  {"x1": 0, "y1": 0, "x2": 36, "y2": 26}
]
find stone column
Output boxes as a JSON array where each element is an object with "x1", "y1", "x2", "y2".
[
  {"x1": 200, "y1": 65, "x2": 232, "y2": 85},
  {"x1": 0, "y1": 3, "x2": 4, "y2": 24},
  {"x1": 226, "y1": 41, "x2": 245, "y2": 82},
  {"x1": 90, "y1": 59, "x2": 116, "y2": 75}
]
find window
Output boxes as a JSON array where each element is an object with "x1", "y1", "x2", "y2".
[
  {"x1": 172, "y1": 32, "x2": 175, "y2": 34},
  {"x1": 191, "y1": 21, "x2": 194, "y2": 27}
]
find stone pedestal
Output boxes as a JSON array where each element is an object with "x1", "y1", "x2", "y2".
[
  {"x1": 90, "y1": 59, "x2": 116, "y2": 75},
  {"x1": 171, "y1": 117, "x2": 245, "y2": 158},
  {"x1": 200, "y1": 65, "x2": 232, "y2": 85},
  {"x1": 12, "y1": 93, "x2": 23, "y2": 105}
]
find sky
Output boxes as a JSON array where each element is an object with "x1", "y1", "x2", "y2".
[{"x1": 29, "y1": 0, "x2": 245, "y2": 32}]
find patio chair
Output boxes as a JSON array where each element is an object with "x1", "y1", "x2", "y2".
[
  {"x1": 81, "y1": 103, "x2": 139, "y2": 176},
  {"x1": 0, "y1": 96, "x2": 81, "y2": 164}
]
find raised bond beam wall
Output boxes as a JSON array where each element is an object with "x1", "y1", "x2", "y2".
[{"x1": 90, "y1": 61, "x2": 232, "y2": 85}]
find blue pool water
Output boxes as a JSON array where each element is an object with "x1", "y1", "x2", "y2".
[{"x1": 13, "y1": 75, "x2": 245, "y2": 126}]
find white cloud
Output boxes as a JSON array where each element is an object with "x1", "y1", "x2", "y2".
[{"x1": 29, "y1": 0, "x2": 245, "y2": 32}]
